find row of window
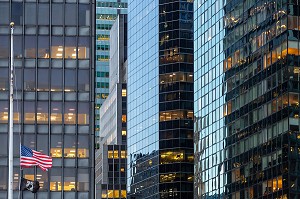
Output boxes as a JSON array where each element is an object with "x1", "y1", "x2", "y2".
[
  {"x1": 0, "y1": 68, "x2": 89, "y2": 92},
  {"x1": 108, "y1": 150, "x2": 126, "y2": 159},
  {"x1": 0, "y1": 3, "x2": 91, "y2": 26},
  {"x1": 96, "y1": 2, "x2": 127, "y2": 9},
  {"x1": 159, "y1": 110, "x2": 193, "y2": 121},
  {"x1": 96, "y1": 14, "x2": 118, "y2": 21},
  {"x1": 101, "y1": 190, "x2": 126, "y2": 198},
  {"x1": 0, "y1": 112, "x2": 89, "y2": 125},
  {"x1": 97, "y1": 45, "x2": 110, "y2": 51},
  {"x1": 0, "y1": 36, "x2": 89, "y2": 59},
  {"x1": 96, "y1": 24, "x2": 113, "y2": 30},
  {"x1": 96, "y1": 93, "x2": 109, "y2": 100},
  {"x1": 159, "y1": 72, "x2": 193, "y2": 84},
  {"x1": 96, "y1": 72, "x2": 109, "y2": 78},
  {"x1": 97, "y1": 55, "x2": 110, "y2": 61},
  {"x1": 96, "y1": 82, "x2": 109, "y2": 89}
]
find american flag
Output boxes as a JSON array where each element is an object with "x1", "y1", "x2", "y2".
[{"x1": 20, "y1": 145, "x2": 52, "y2": 171}]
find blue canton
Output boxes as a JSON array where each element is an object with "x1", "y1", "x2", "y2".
[{"x1": 21, "y1": 145, "x2": 33, "y2": 157}]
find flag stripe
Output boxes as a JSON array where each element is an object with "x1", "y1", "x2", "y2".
[{"x1": 20, "y1": 145, "x2": 52, "y2": 171}]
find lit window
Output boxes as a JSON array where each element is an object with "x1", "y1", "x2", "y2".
[
  {"x1": 50, "y1": 148, "x2": 62, "y2": 158},
  {"x1": 114, "y1": 150, "x2": 119, "y2": 158},
  {"x1": 122, "y1": 89, "x2": 127, "y2": 96},
  {"x1": 122, "y1": 130, "x2": 126, "y2": 136},
  {"x1": 108, "y1": 151, "x2": 113, "y2": 158},
  {"x1": 121, "y1": 151, "x2": 126, "y2": 158},
  {"x1": 122, "y1": 115, "x2": 126, "y2": 123}
]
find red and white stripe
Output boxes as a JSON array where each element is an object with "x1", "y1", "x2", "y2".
[{"x1": 20, "y1": 150, "x2": 52, "y2": 171}]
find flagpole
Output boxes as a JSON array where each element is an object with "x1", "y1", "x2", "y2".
[{"x1": 8, "y1": 21, "x2": 14, "y2": 199}]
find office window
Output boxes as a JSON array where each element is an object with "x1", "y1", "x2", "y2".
[
  {"x1": 64, "y1": 135, "x2": 76, "y2": 158},
  {"x1": 25, "y1": 36, "x2": 36, "y2": 58},
  {"x1": 0, "y1": 36, "x2": 9, "y2": 58},
  {"x1": 50, "y1": 168, "x2": 62, "y2": 191},
  {"x1": 52, "y1": 4, "x2": 63, "y2": 26}
]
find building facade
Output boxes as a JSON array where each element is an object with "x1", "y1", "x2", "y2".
[
  {"x1": 0, "y1": 0, "x2": 95, "y2": 198},
  {"x1": 95, "y1": 0, "x2": 127, "y2": 139},
  {"x1": 95, "y1": 15, "x2": 127, "y2": 199},
  {"x1": 127, "y1": 0, "x2": 194, "y2": 198},
  {"x1": 194, "y1": 0, "x2": 225, "y2": 198},
  {"x1": 195, "y1": 0, "x2": 300, "y2": 198}
]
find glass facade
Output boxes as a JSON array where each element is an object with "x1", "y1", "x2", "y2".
[
  {"x1": 95, "y1": 0, "x2": 127, "y2": 138},
  {"x1": 195, "y1": 0, "x2": 300, "y2": 198},
  {"x1": 127, "y1": 0, "x2": 194, "y2": 198},
  {"x1": 95, "y1": 14, "x2": 128, "y2": 199},
  {"x1": 194, "y1": 0, "x2": 225, "y2": 198},
  {"x1": 0, "y1": 0, "x2": 94, "y2": 198}
]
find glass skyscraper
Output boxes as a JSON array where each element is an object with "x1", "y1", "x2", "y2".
[
  {"x1": 0, "y1": 0, "x2": 94, "y2": 198},
  {"x1": 95, "y1": 0, "x2": 127, "y2": 139},
  {"x1": 195, "y1": 0, "x2": 300, "y2": 198},
  {"x1": 127, "y1": 0, "x2": 194, "y2": 198}
]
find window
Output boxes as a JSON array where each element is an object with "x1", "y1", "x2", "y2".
[
  {"x1": 64, "y1": 135, "x2": 76, "y2": 158},
  {"x1": 64, "y1": 168, "x2": 76, "y2": 191},
  {"x1": 122, "y1": 115, "x2": 126, "y2": 123},
  {"x1": 50, "y1": 168, "x2": 62, "y2": 191},
  {"x1": 79, "y1": 4, "x2": 90, "y2": 26},
  {"x1": 51, "y1": 135, "x2": 62, "y2": 158},
  {"x1": 51, "y1": 37, "x2": 63, "y2": 59},
  {"x1": 24, "y1": 102, "x2": 35, "y2": 124},
  {"x1": 122, "y1": 89, "x2": 127, "y2": 96},
  {"x1": 65, "y1": 4, "x2": 77, "y2": 26},
  {"x1": 78, "y1": 135, "x2": 89, "y2": 158},
  {"x1": 52, "y1": 4, "x2": 63, "y2": 26},
  {"x1": 38, "y1": 36, "x2": 50, "y2": 58},
  {"x1": 37, "y1": 102, "x2": 48, "y2": 124},
  {"x1": 25, "y1": 36, "x2": 36, "y2": 58},
  {"x1": 51, "y1": 102, "x2": 62, "y2": 124},
  {"x1": 51, "y1": 69, "x2": 63, "y2": 91},
  {"x1": 38, "y1": 4, "x2": 49, "y2": 25},
  {"x1": 108, "y1": 151, "x2": 113, "y2": 158},
  {"x1": 25, "y1": 3, "x2": 36, "y2": 25},
  {"x1": 65, "y1": 37, "x2": 76, "y2": 59},
  {"x1": 121, "y1": 151, "x2": 126, "y2": 158}
]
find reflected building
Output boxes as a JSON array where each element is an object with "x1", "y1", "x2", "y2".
[
  {"x1": 0, "y1": 0, "x2": 94, "y2": 198},
  {"x1": 195, "y1": 0, "x2": 300, "y2": 198},
  {"x1": 127, "y1": 0, "x2": 194, "y2": 198},
  {"x1": 95, "y1": 0, "x2": 127, "y2": 140},
  {"x1": 95, "y1": 15, "x2": 127, "y2": 199}
]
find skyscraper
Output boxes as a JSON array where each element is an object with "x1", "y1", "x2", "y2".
[
  {"x1": 95, "y1": 14, "x2": 127, "y2": 199},
  {"x1": 0, "y1": 1, "x2": 94, "y2": 198},
  {"x1": 194, "y1": 0, "x2": 225, "y2": 197},
  {"x1": 95, "y1": 0, "x2": 127, "y2": 140},
  {"x1": 127, "y1": 1, "x2": 194, "y2": 198},
  {"x1": 195, "y1": 0, "x2": 299, "y2": 198}
]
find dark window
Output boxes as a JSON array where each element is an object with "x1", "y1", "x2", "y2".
[
  {"x1": 24, "y1": 69, "x2": 35, "y2": 91},
  {"x1": 65, "y1": 69, "x2": 76, "y2": 91},
  {"x1": 12, "y1": 2, "x2": 23, "y2": 25},
  {"x1": 79, "y1": 4, "x2": 90, "y2": 26},
  {"x1": 0, "y1": 3, "x2": 9, "y2": 25},
  {"x1": 38, "y1": 69, "x2": 49, "y2": 91},
  {"x1": 65, "y1": 4, "x2": 77, "y2": 26},
  {"x1": 25, "y1": 36, "x2": 36, "y2": 58},
  {"x1": 51, "y1": 69, "x2": 63, "y2": 91},
  {"x1": 78, "y1": 70, "x2": 89, "y2": 92},
  {"x1": 52, "y1": 4, "x2": 63, "y2": 26},
  {"x1": 25, "y1": 3, "x2": 36, "y2": 25},
  {"x1": 0, "y1": 36, "x2": 9, "y2": 58},
  {"x1": 38, "y1": 4, "x2": 49, "y2": 25}
]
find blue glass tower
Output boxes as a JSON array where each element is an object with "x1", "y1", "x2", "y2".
[{"x1": 127, "y1": 0, "x2": 194, "y2": 198}]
